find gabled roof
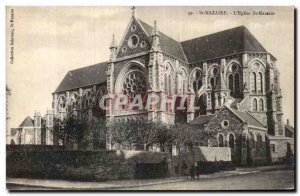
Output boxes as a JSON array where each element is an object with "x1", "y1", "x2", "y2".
[
  {"x1": 228, "y1": 107, "x2": 266, "y2": 129},
  {"x1": 55, "y1": 62, "x2": 108, "y2": 93},
  {"x1": 19, "y1": 116, "x2": 34, "y2": 127},
  {"x1": 189, "y1": 114, "x2": 215, "y2": 126},
  {"x1": 180, "y1": 26, "x2": 267, "y2": 63},
  {"x1": 138, "y1": 19, "x2": 187, "y2": 61}
]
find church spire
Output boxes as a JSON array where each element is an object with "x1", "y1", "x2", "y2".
[
  {"x1": 151, "y1": 20, "x2": 161, "y2": 52},
  {"x1": 151, "y1": 20, "x2": 159, "y2": 37},
  {"x1": 109, "y1": 33, "x2": 117, "y2": 61},
  {"x1": 110, "y1": 33, "x2": 117, "y2": 49}
]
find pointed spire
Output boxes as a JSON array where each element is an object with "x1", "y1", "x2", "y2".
[
  {"x1": 109, "y1": 34, "x2": 117, "y2": 61},
  {"x1": 110, "y1": 33, "x2": 117, "y2": 49},
  {"x1": 150, "y1": 20, "x2": 161, "y2": 52},
  {"x1": 151, "y1": 20, "x2": 159, "y2": 37},
  {"x1": 131, "y1": 6, "x2": 136, "y2": 18}
]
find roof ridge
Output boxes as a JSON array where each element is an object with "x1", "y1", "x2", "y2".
[
  {"x1": 180, "y1": 25, "x2": 246, "y2": 43},
  {"x1": 69, "y1": 61, "x2": 108, "y2": 73},
  {"x1": 224, "y1": 105, "x2": 246, "y2": 123},
  {"x1": 137, "y1": 19, "x2": 180, "y2": 43},
  {"x1": 244, "y1": 111, "x2": 266, "y2": 127}
]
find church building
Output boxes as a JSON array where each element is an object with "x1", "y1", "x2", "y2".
[{"x1": 11, "y1": 8, "x2": 293, "y2": 166}]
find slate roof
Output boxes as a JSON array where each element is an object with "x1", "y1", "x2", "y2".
[
  {"x1": 229, "y1": 107, "x2": 266, "y2": 128},
  {"x1": 55, "y1": 23, "x2": 268, "y2": 93},
  {"x1": 19, "y1": 116, "x2": 34, "y2": 127},
  {"x1": 189, "y1": 114, "x2": 215, "y2": 126},
  {"x1": 55, "y1": 62, "x2": 108, "y2": 93},
  {"x1": 180, "y1": 26, "x2": 267, "y2": 63},
  {"x1": 138, "y1": 19, "x2": 187, "y2": 61}
]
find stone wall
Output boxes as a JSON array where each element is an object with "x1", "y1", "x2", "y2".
[
  {"x1": 207, "y1": 107, "x2": 244, "y2": 164},
  {"x1": 269, "y1": 138, "x2": 294, "y2": 163},
  {"x1": 6, "y1": 148, "x2": 171, "y2": 181},
  {"x1": 178, "y1": 147, "x2": 231, "y2": 162}
]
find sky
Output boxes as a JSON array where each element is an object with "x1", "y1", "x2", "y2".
[{"x1": 6, "y1": 6, "x2": 294, "y2": 128}]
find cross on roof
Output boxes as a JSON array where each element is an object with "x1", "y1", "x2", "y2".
[{"x1": 131, "y1": 6, "x2": 136, "y2": 17}]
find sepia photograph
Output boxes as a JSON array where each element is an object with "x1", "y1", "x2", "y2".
[{"x1": 6, "y1": 6, "x2": 295, "y2": 191}]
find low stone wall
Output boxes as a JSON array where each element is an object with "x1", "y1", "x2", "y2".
[
  {"x1": 172, "y1": 147, "x2": 233, "y2": 176},
  {"x1": 269, "y1": 138, "x2": 294, "y2": 163},
  {"x1": 6, "y1": 148, "x2": 170, "y2": 181},
  {"x1": 177, "y1": 147, "x2": 231, "y2": 163}
]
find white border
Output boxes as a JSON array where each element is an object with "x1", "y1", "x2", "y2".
[{"x1": 1, "y1": 1, "x2": 298, "y2": 195}]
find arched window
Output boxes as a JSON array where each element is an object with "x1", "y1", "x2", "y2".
[
  {"x1": 164, "y1": 74, "x2": 168, "y2": 95},
  {"x1": 83, "y1": 91, "x2": 93, "y2": 109},
  {"x1": 69, "y1": 93, "x2": 79, "y2": 111},
  {"x1": 251, "y1": 72, "x2": 257, "y2": 92},
  {"x1": 259, "y1": 98, "x2": 264, "y2": 111},
  {"x1": 164, "y1": 63, "x2": 174, "y2": 96},
  {"x1": 253, "y1": 98, "x2": 258, "y2": 111},
  {"x1": 257, "y1": 72, "x2": 263, "y2": 92},
  {"x1": 58, "y1": 96, "x2": 66, "y2": 110},
  {"x1": 209, "y1": 67, "x2": 219, "y2": 90},
  {"x1": 227, "y1": 63, "x2": 240, "y2": 97},
  {"x1": 234, "y1": 73, "x2": 240, "y2": 97},
  {"x1": 177, "y1": 70, "x2": 187, "y2": 94},
  {"x1": 218, "y1": 134, "x2": 224, "y2": 147},
  {"x1": 229, "y1": 74, "x2": 234, "y2": 96},
  {"x1": 228, "y1": 133, "x2": 235, "y2": 148},
  {"x1": 210, "y1": 77, "x2": 215, "y2": 89},
  {"x1": 122, "y1": 70, "x2": 147, "y2": 102},
  {"x1": 191, "y1": 69, "x2": 202, "y2": 93}
]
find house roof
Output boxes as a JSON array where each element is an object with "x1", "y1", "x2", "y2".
[
  {"x1": 138, "y1": 19, "x2": 187, "y2": 62},
  {"x1": 55, "y1": 62, "x2": 108, "y2": 93},
  {"x1": 19, "y1": 116, "x2": 34, "y2": 127},
  {"x1": 228, "y1": 107, "x2": 266, "y2": 128},
  {"x1": 189, "y1": 114, "x2": 215, "y2": 126},
  {"x1": 180, "y1": 26, "x2": 267, "y2": 63}
]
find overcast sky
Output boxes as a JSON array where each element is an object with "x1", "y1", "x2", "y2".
[{"x1": 7, "y1": 6, "x2": 294, "y2": 128}]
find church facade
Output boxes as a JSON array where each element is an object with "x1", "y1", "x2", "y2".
[{"x1": 11, "y1": 9, "x2": 293, "y2": 166}]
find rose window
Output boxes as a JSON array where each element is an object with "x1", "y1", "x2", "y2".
[{"x1": 122, "y1": 71, "x2": 147, "y2": 101}]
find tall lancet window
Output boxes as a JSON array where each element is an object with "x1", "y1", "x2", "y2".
[
  {"x1": 191, "y1": 69, "x2": 202, "y2": 94},
  {"x1": 257, "y1": 72, "x2": 263, "y2": 92},
  {"x1": 253, "y1": 98, "x2": 258, "y2": 111},
  {"x1": 178, "y1": 69, "x2": 187, "y2": 94},
  {"x1": 227, "y1": 63, "x2": 241, "y2": 97},
  {"x1": 234, "y1": 73, "x2": 240, "y2": 96},
  {"x1": 164, "y1": 63, "x2": 174, "y2": 96},
  {"x1": 251, "y1": 72, "x2": 257, "y2": 92},
  {"x1": 229, "y1": 74, "x2": 234, "y2": 95}
]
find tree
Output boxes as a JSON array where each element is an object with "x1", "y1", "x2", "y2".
[
  {"x1": 89, "y1": 117, "x2": 107, "y2": 150},
  {"x1": 109, "y1": 119, "x2": 137, "y2": 150}
]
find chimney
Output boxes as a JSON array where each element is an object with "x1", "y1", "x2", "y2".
[{"x1": 287, "y1": 119, "x2": 289, "y2": 125}]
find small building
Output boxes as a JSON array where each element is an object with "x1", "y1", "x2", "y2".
[
  {"x1": 9, "y1": 110, "x2": 54, "y2": 145},
  {"x1": 268, "y1": 119, "x2": 294, "y2": 163},
  {"x1": 190, "y1": 105, "x2": 268, "y2": 166}
]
